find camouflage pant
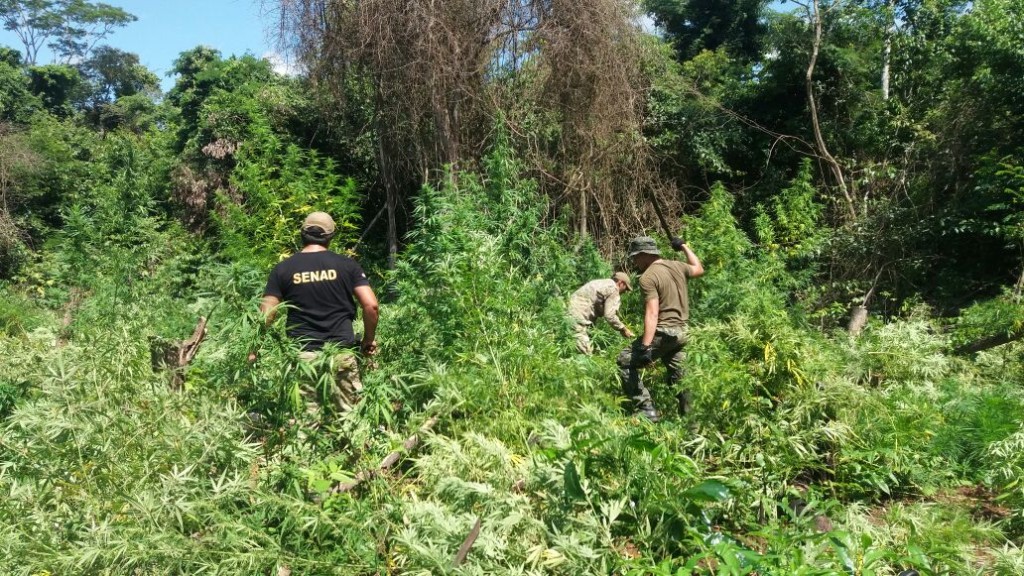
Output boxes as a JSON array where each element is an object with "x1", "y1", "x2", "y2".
[
  {"x1": 571, "y1": 317, "x2": 594, "y2": 355},
  {"x1": 616, "y1": 327, "x2": 687, "y2": 410},
  {"x1": 297, "y1": 348, "x2": 363, "y2": 413}
]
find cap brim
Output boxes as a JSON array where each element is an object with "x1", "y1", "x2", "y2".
[
  {"x1": 628, "y1": 248, "x2": 661, "y2": 257},
  {"x1": 302, "y1": 226, "x2": 336, "y2": 238}
]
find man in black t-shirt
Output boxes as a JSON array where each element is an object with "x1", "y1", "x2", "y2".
[{"x1": 250, "y1": 211, "x2": 379, "y2": 411}]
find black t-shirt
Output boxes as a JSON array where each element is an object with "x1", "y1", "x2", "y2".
[{"x1": 264, "y1": 251, "x2": 370, "y2": 350}]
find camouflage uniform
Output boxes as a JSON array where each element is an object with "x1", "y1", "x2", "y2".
[
  {"x1": 568, "y1": 278, "x2": 629, "y2": 355},
  {"x1": 298, "y1": 348, "x2": 363, "y2": 413}
]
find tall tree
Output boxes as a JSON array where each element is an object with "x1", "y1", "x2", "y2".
[
  {"x1": 0, "y1": 0, "x2": 135, "y2": 65},
  {"x1": 79, "y1": 45, "x2": 157, "y2": 102},
  {"x1": 645, "y1": 0, "x2": 769, "y2": 62},
  {"x1": 77, "y1": 45, "x2": 158, "y2": 128},
  {"x1": 27, "y1": 63, "x2": 81, "y2": 116},
  {"x1": 166, "y1": 47, "x2": 275, "y2": 152},
  {"x1": 0, "y1": 48, "x2": 39, "y2": 122},
  {"x1": 789, "y1": 0, "x2": 854, "y2": 219}
]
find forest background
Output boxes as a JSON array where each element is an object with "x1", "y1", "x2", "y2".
[{"x1": 1, "y1": 0, "x2": 1023, "y2": 574}]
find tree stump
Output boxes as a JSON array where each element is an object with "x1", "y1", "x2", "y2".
[
  {"x1": 847, "y1": 305, "x2": 868, "y2": 337},
  {"x1": 150, "y1": 317, "x2": 207, "y2": 390}
]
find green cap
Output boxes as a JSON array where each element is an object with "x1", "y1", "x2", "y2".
[{"x1": 627, "y1": 236, "x2": 661, "y2": 258}]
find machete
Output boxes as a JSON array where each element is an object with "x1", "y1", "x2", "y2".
[{"x1": 647, "y1": 191, "x2": 685, "y2": 251}]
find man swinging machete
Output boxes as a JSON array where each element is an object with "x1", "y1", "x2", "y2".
[{"x1": 618, "y1": 196, "x2": 704, "y2": 422}]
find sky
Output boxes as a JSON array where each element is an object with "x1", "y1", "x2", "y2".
[
  {"x1": 0, "y1": 0, "x2": 288, "y2": 91},
  {"x1": 0, "y1": 2, "x2": 784, "y2": 93}
]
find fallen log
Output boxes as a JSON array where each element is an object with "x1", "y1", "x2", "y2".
[
  {"x1": 331, "y1": 416, "x2": 439, "y2": 494},
  {"x1": 952, "y1": 327, "x2": 1024, "y2": 355}
]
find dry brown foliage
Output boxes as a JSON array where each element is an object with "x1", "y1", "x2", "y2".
[
  {"x1": 170, "y1": 137, "x2": 243, "y2": 231},
  {"x1": 0, "y1": 124, "x2": 41, "y2": 264},
  {"x1": 170, "y1": 163, "x2": 240, "y2": 231},
  {"x1": 270, "y1": 0, "x2": 681, "y2": 254}
]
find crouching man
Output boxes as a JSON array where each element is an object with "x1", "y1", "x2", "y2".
[{"x1": 568, "y1": 271, "x2": 635, "y2": 355}]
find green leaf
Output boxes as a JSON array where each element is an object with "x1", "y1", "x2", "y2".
[
  {"x1": 828, "y1": 533, "x2": 856, "y2": 575},
  {"x1": 682, "y1": 480, "x2": 731, "y2": 503},
  {"x1": 564, "y1": 460, "x2": 585, "y2": 501},
  {"x1": 309, "y1": 477, "x2": 331, "y2": 493}
]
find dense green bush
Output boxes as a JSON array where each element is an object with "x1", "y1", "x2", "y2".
[
  {"x1": 221, "y1": 140, "x2": 361, "y2": 271},
  {"x1": 5, "y1": 126, "x2": 1024, "y2": 572}
]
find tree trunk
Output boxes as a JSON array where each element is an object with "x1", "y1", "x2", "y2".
[
  {"x1": 847, "y1": 305, "x2": 869, "y2": 336},
  {"x1": 848, "y1": 267, "x2": 886, "y2": 336},
  {"x1": 881, "y1": 36, "x2": 891, "y2": 101},
  {"x1": 1014, "y1": 262, "x2": 1024, "y2": 299},
  {"x1": 579, "y1": 186, "x2": 588, "y2": 238},
  {"x1": 386, "y1": 184, "x2": 398, "y2": 271},
  {"x1": 374, "y1": 85, "x2": 400, "y2": 271},
  {"x1": 805, "y1": 0, "x2": 856, "y2": 220},
  {"x1": 881, "y1": 0, "x2": 895, "y2": 101}
]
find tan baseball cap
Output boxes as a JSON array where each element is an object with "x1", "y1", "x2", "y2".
[
  {"x1": 612, "y1": 271, "x2": 632, "y2": 291},
  {"x1": 302, "y1": 211, "x2": 336, "y2": 236}
]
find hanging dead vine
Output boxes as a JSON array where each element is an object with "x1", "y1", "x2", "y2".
[{"x1": 269, "y1": 0, "x2": 682, "y2": 254}]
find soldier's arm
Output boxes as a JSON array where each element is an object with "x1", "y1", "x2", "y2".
[
  {"x1": 259, "y1": 295, "x2": 281, "y2": 324},
  {"x1": 603, "y1": 292, "x2": 632, "y2": 336},
  {"x1": 681, "y1": 244, "x2": 704, "y2": 277},
  {"x1": 642, "y1": 297, "x2": 659, "y2": 346},
  {"x1": 248, "y1": 295, "x2": 282, "y2": 363},
  {"x1": 354, "y1": 285, "x2": 379, "y2": 355}
]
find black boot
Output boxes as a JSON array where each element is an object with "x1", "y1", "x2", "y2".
[
  {"x1": 637, "y1": 402, "x2": 660, "y2": 423},
  {"x1": 676, "y1": 390, "x2": 691, "y2": 416}
]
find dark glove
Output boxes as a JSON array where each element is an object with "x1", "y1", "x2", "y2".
[
  {"x1": 632, "y1": 341, "x2": 654, "y2": 365},
  {"x1": 670, "y1": 237, "x2": 685, "y2": 252}
]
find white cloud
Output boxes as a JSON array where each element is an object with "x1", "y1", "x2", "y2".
[{"x1": 263, "y1": 51, "x2": 303, "y2": 77}]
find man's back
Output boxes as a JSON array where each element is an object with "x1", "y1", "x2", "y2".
[
  {"x1": 639, "y1": 260, "x2": 694, "y2": 329},
  {"x1": 264, "y1": 251, "x2": 369, "y2": 350},
  {"x1": 570, "y1": 278, "x2": 618, "y2": 319}
]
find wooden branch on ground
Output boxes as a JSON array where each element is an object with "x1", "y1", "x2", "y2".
[
  {"x1": 452, "y1": 517, "x2": 482, "y2": 568},
  {"x1": 953, "y1": 328, "x2": 1024, "y2": 355},
  {"x1": 179, "y1": 316, "x2": 208, "y2": 366},
  {"x1": 149, "y1": 316, "x2": 208, "y2": 389},
  {"x1": 331, "y1": 416, "x2": 439, "y2": 494}
]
